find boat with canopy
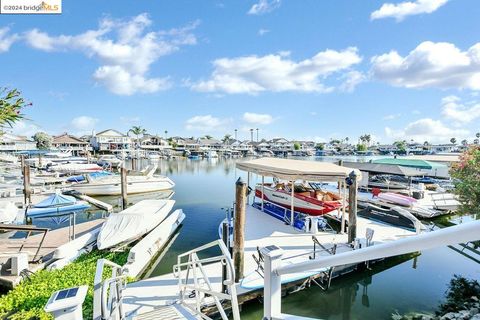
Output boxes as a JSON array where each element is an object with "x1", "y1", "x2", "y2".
[{"x1": 26, "y1": 192, "x2": 90, "y2": 218}]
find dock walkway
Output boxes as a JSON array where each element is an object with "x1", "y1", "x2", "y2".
[
  {"x1": 0, "y1": 219, "x2": 104, "y2": 288},
  {"x1": 122, "y1": 205, "x2": 415, "y2": 318}
]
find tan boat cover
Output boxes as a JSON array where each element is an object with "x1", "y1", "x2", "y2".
[{"x1": 236, "y1": 157, "x2": 361, "y2": 181}]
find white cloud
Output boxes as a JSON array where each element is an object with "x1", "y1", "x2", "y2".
[
  {"x1": 243, "y1": 112, "x2": 274, "y2": 125},
  {"x1": 185, "y1": 115, "x2": 231, "y2": 132},
  {"x1": 71, "y1": 116, "x2": 98, "y2": 132},
  {"x1": 383, "y1": 113, "x2": 401, "y2": 120},
  {"x1": 248, "y1": 0, "x2": 281, "y2": 15},
  {"x1": 371, "y1": 0, "x2": 448, "y2": 21},
  {"x1": 0, "y1": 27, "x2": 19, "y2": 53},
  {"x1": 441, "y1": 95, "x2": 480, "y2": 124},
  {"x1": 339, "y1": 71, "x2": 366, "y2": 92},
  {"x1": 9, "y1": 121, "x2": 41, "y2": 137},
  {"x1": 191, "y1": 47, "x2": 362, "y2": 94},
  {"x1": 371, "y1": 41, "x2": 480, "y2": 91},
  {"x1": 23, "y1": 14, "x2": 198, "y2": 95},
  {"x1": 385, "y1": 118, "x2": 468, "y2": 143},
  {"x1": 258, "y1": 28, "x2": 270, "y2": 36}
]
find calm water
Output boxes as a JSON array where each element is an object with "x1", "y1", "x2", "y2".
[{"x1": 28, "y1": 156, "x2": 480, "y2": 319}]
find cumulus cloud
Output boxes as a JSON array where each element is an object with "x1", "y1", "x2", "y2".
[
  {"x1": 243, "y1": 112, "x2": 274, "y2": 125},
  {"x1": 185, "y1": 115, "x2": 231, "y2": 132},
  {"x1": 441, "y1": 96, "x2": 480, "y2": 124},
  {"x1": 191, "y1": 47, "x2": 362, "y2": 94},
  {"x1": 71, "y1": 116, "x2": 98, "y2": 132},
  {"x1": 23, "y1": 14, "x2": 198, "y2": 95},
  {"x1": 248, "y1": 0, "x2": 281, "y2": 15},
  {"x1": 385, "y1": 118, "x2": 468, "y2": 143},
  {"x1": 371, "y1": 0, "x2": 448, "y2": 21},
  {"x1": 0, "y1": 27, "x2": 19, "y2": 53},
  {"x1": 371, "y1": 41, "x2": 480, "y2": 91},
  {"x1": 10, "y1": 120, "x2": 42, "y2": 137},
  {"x1": 339, "y1": 71, "x2": 366, "y2": 92}
]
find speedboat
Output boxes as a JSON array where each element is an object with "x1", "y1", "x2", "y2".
[
  {"x1": 49, "y1": 163, "x2": 103, "y2": 174},
  {"x1": 97, "y1": 155, "x2": 123, "y2": 168},
  {"x1": 377, "y1": 192, "x2": 417, "y2": 207},
  {"x1": 70, "y1": 166, "x2": 175, "y2": 195},
  {"x1": 26, "y1": 193, "x2": 90, "y2": 218},
  {"x1": 147, "y1": 152, "x2": 161, "y2": 161},
  {"x1": 255, "y1": 182, "x2": 343, "y2": 216},
  {"x1": 206, "y1": 150, "x2": 218, "y2": 159},
  {"x1": 358, "y1": 204, "x2": 424, "y2": 232},
  {"x1": 96, "y1": 199, "x2": 175, "y2": 250},
  {"x1": 368, "y1": 175, "x2": 407, "y2": 190}
]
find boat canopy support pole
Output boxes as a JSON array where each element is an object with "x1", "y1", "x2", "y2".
[
  {"x1": 261, "y1": 175, "x2": 264, "y2": 212},
  {"x1": 290, "y1": 180, "x2": 294, "y2": 225},
  {"x1": 341, "y1": 180, "x2": 346, "y2": 234},
  {"x1": 247, "y1": 172, "x2": 250, "y2": 205},
  {"x1": 121, "y1": 166, "x2": 128, "y2": 210}
]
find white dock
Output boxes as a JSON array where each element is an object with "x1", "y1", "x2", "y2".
[{"x1": 122, "y1": 205, "x2": 415, "y2": 318}]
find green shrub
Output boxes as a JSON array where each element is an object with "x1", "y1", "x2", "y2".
[{"x1": 0, "y1": 250, "x2": 129, "y2": 320}]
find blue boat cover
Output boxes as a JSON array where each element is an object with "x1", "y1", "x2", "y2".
[{"x1": 33, "y1": 193, "x2": 76, "y2": 208}]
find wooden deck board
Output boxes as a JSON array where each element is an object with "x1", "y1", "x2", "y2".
[{"x1": 0, "y1": 218, "x2": 104, "y2": 289}]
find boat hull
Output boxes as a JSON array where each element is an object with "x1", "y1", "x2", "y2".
[
  {"x1": 27, "y1": 202, "x2": 90, "y2": 218},
  {"x1": 358, "y1": 204, "x2": 421, "y2": 231},
  {"x1": 255, "y1": 186, "x2": 341, "y2": 216},
  {"x1": 70, "y1": 177, "x2": 175, "y2": 195}
]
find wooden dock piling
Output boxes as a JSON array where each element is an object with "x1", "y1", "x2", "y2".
[
  {"x1": 21, "y1": 156, "x2": 31, "y2": 206},
  {"x1": 121, "y1": 166, "x2": 128, "y2": 210},
  {"x1": 233, "y1": 177, "x2": 247, "y2": 282},
  {"x1": 348, "y1": 170, "x2": 358, "y2": 243}
]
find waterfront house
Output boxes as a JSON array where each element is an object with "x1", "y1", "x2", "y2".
[
  {"x1": 52, "y1": 133, "x2": 90, "y2": 155},
  {"x1": 0, "y1": 133, "x2": 36, "y2": 152},
  {"x1": 90, "y1": 129, "x2": 132, "y2": 153},
  {"x1": 170, "y1": 137, "x2": 199, "y2": 151},
  {"x1": 139, "y1": 134, "x2": 170, "y2": 150},
  {"x1": 198, "y1": 137, "x2": 222, "y2": 150}
]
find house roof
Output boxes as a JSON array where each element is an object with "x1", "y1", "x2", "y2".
[
  {"x1": 53, "y1": 133, "x2": 87, "y2": 145},
  {"x1": 96, "y1": 129, "x2": 126, "y2": 137},
  {"x1": 0, "y1": 133, "x2": 32, "y2": 143}
]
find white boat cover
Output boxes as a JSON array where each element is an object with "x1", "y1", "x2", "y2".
[
  {"x1": 97, "y1": 199, "x2": 175, "y2": 250},
  {"x1": 0, "y1": 201, "x2": 18, "y2": 224},
  {"x1": 237, "y1": 157, "x2": 361, "y2": 181}
]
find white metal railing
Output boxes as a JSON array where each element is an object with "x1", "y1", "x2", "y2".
[
  {"x1": 93, "y1": 259, "x2": 127, "y2": 320},
  {"x1": 173, "y1": 240, "x2": 240, "y2": 320},
  {"x1": 261, "y1": 220, "x2": 480, "y2": 320}
]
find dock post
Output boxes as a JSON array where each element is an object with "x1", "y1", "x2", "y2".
[
  {"x1": 233, "y1": 177, "x2": 246, "y2": 282},
  {"x1": 38, "y1": 153, "x2": 42, "y2": 168},
  {"x1": 21, "y1": 156, "x2": 31, "y2": 206},
  {"x1": 121, "y1": 166, "x2": 128, "y2": 210},
  {"x1": 262, "y1": 246, "x2": 284, "y2": 320},
  {"x1": 221, "y1": 222, "x2": 229, "y2": 293},
  {"x1": 347, "y1": 171, "x2": 358, "y2": 244}
]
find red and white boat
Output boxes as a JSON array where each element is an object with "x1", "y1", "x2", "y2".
[{"x1": 255, "y1": 183, "x2": 343, "y2": 216}]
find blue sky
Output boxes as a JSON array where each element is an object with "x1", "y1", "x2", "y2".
[{"x1": 1, "y1": 0, "x2": 480, "y2": 143}]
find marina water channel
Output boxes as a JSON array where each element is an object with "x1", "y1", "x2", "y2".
[{"x1": 21, "y1": 156, "x2": 480, "y2": 319}]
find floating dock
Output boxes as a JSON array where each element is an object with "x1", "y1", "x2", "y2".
[
  {"x1": 0, "y1": 219, "x2": 104, "y2": 289},
  {"x1": 122, "y1": 205, "x2": 415, "y2": 318}
]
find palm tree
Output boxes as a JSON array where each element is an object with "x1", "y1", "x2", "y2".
[
  {"x1": 129, "y1": 126, "x2": 146, "y2": 148},
  {"x1": 461, "y1": 139, "x2": 468, "y2": 146},
  {"x1": 450, "y1": 137, "x2": 457, "y2": 144},
  {"x1": 234, "y1": 129, "x2": 238, "y2": 140},
  {"x1": 203, "y1": 135, "x2": 213, "y2": 140},
  {"x1": 223, "y1": 134, "x2": 232, "y2": 144},
  {"x1": 164, "y1": 130, "x2": 168, "y2": 140},
  {"x1": 250, "y1": 128, "x2": 254, "y2": 142},
  {"x1": 476, "y1": 132, "x2": 480, "y2": 139},
  {"x1": 474, "y1": 138, "x2": 479, "y2": 145}
]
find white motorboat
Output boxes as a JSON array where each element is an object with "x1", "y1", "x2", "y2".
[
  {"x1": 206, "y1": 150, "x2": 218, "y2": 159},
  {"x1": 96, "y1": 199, "x2": 175, "y2": 250},
  {"x1": 49, "y1": 163, "x2": 103, "y2": 174},
  {"x1": 97, "y1": 155, "x2": 123, "y2": 168},
  {"x1": 70, "y1": 166, "x2": 175, "y2": 195},
  {"x1": 147, "y1": 152, "x2": 161, "y2": 161}
]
